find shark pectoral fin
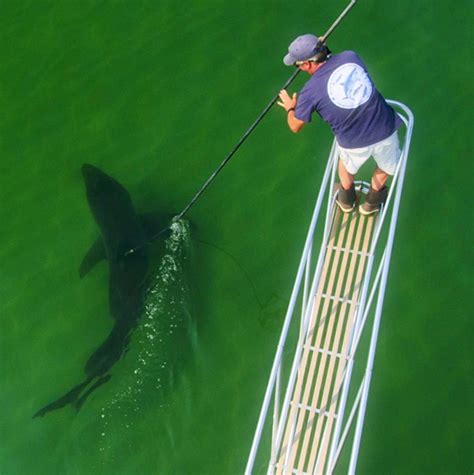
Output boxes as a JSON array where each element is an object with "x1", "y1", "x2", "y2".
[
  {"x1": 139, "y1": 212, "x2": 175, "y2": 241},
  {"x1": 79, "y1": 237, "x2": 106, "y2": 278}
]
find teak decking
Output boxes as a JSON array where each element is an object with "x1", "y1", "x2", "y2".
[{"x1": 273, "y1": 209, "x2": 374, "y2": 475}]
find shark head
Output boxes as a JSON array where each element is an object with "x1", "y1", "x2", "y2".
[
  {"x1": 82, "y1": 163, "x2": 135, "y2": 221},
  {"x1": 82, "y1": 164, "x2": 126, "y2": 199},
  {"x1": 81, "y1": 164, "x2": 147, "y2": 258}
]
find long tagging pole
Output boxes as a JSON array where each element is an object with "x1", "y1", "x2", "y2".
[
  {"x1": 173, "y1": 68, "x2": 301, "y2": 222},
  {"x1": 320, "y1": 0, "x2": 357, "y2": 43},
  {"x1": 125, "y1": 0, "x2": 358, "y2": 256},
  {"x1": 175, "y1": 0, "x2": 358, "y2": 223}
]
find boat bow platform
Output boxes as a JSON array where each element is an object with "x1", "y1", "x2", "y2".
[{"x1": 246, "y1": 101, "x2": 414, "y2": 475}]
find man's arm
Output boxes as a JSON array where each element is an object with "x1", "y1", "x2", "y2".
[
  {"x1": 277, "y1": 90, "x2": 306, "y2": 133},
  {"x1": 287, "y1": 110, "x2": 305, "y2": 133}
]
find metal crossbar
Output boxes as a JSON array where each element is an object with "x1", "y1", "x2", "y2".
[
  {"x1": 315, "y1": 293, "x2": 355, "y2": 305},
  {"x1": 245, "y1": 101, "x2": 414, "y2": 475},
  {"x1": 290, "y1": 402, "x2": 338, "y2": 419},
  {"x1": 273, "y1": 464, "x2": 308, "y2": 475},
  {"x1": 304, "y1": 345, "x2": 351, "y2": 362},
  {"x1": 329, "y1": 247, "x2": 371, "y2": 258}
]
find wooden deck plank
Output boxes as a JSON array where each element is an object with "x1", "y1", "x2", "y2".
[
  {"x1": 309, "y1": 214, "x2": 374, "y2": 474},
  {"x1": 304, "y1": 212, "x2": 368, "y2": 473},
  {"x1": 286, "y1": 212, "x2": 352, "y2": 469},
  {"x1": 272, "y1": 209, "x2": 377, "y2": 475},
  {"x1": 276, "y1": 209, "x2": 346, "y2": 474},
  {"x1": 274, "y1": 208, "x2": 340, "y2": 475},
  {"x1": 294, "y1": 211, "x2": 359, "y2": 473}
]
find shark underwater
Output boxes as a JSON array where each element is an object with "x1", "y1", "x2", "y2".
[{"x1": 34, "y1": 164, "x2": 172, "y2": 418}]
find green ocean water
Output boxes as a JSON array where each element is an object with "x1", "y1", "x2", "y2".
[{"x1": 1, "y1": 1, "x2": 472, "y2": 474}]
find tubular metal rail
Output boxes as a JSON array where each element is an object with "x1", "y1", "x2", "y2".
[{"x1": 245, "y1": 101, "x2": 414, "y2": 475}]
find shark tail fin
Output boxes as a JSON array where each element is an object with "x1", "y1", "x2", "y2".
[{"x1": 33, "y1": 376, "x2": 94, "y2": 418}]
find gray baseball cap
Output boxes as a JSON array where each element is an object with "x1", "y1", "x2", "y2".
[{"x1": 283, "y1": 34, "x2": 321, "y2": 66}]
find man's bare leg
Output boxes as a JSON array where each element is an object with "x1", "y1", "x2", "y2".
[
  {"x1": 338, "y1": 160, "x2": 355, "y2": 190},
  {"x1": 371, "y1": 167, "x2": 390, "y2": 191}
]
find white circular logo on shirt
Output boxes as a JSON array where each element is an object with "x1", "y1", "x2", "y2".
[{"x1": 327, "y1": 63, "x2": 373, "y2": 109}]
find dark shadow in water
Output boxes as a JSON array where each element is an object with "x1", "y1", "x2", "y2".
[
  {"x1": 34, "y1": 164, "x2": 176, "y2": 418},
  {"x1": 93, "y1": 217, "x2": 196, "y2": 461}
]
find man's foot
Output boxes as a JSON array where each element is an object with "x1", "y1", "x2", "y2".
[
  {"x1": 359, "y1": 186, "x2": 388, "y2": 215},
  {"x1": 336, "y1": 184, "x2": 356, "y2": 213}
]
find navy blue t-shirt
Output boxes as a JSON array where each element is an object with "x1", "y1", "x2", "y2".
[{"x1": 295, "y1": 51, "x2": 401, "y2": 148}]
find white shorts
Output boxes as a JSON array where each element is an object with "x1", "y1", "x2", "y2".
[{"x1": 337, "y1": 131, "x2": 401, "y2": 175}]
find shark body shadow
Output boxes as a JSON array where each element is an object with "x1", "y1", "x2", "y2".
[{"x1": 34, "y1": 164, "x2": 171, "y2": 418}]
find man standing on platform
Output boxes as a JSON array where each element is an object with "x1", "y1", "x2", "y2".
[{"x1": 277, "y1": 34, "x2": 401, "y2": 215}]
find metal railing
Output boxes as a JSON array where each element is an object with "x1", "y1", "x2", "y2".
[{"x1": 245, "y1": 100, "x2": 414, "y2": 475}]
